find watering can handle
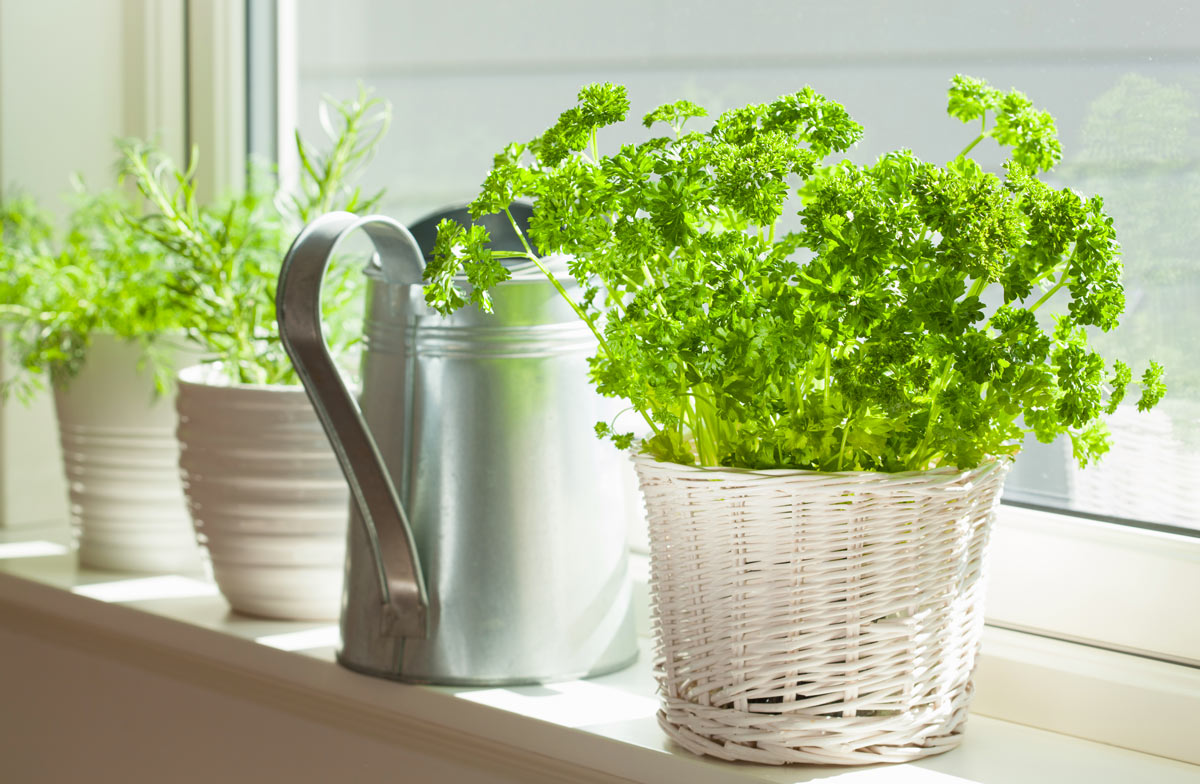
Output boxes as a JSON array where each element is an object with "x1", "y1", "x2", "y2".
[{"x1": 276, "y1": 212, "x2": 429, "y2": 640}]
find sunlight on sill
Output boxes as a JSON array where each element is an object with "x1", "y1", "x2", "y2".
[
  {"x1": 71, "y1": 575, "x2": 219, "y2": 602},
  {"x1": 812, "y1": 768, "x2": 981, "y2": 783},
  {"x1": 457, "y1": 679, "x2": 660, "y2": 728},
  {"x1": 0, "y1": 541, "x2": 69, "y2": 559},
  {"x1": 256, "y1": 625, "x2": 341, "y2": 652}
]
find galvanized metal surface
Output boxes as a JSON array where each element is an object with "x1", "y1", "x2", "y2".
[{"x1": 277, "y1": 212, "x2": 636, "y2": 685}]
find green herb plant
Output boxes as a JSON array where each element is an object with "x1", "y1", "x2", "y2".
[
  {"x1": 0, "y1": 184, "x2": 185, "y2": 401},
  {"x1": 121, "y1": 86, "x2": 390, "y2": 385},
  {"x1": 427, "y1": 76, "x2": 1165, "y2": 472}
]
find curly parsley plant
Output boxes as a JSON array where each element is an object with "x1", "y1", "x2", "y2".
[{"x1": 427, "y1": 76, "x2": 1165, "y2": 473}]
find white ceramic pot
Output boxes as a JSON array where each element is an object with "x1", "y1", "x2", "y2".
[
  {"x1": 54, "y1": 335, "x2": 203, "y2": 573},
  {"x1": 175, "y1": 365, "x2": 348, "y2": 620}
]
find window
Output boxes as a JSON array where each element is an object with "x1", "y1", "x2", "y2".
[
  {"x1": 260, "y1": 0, "x2": 1199, "y2": 669},
  {"x1": 1, "y1": 0, "x2": 1193, "y2": 718}
]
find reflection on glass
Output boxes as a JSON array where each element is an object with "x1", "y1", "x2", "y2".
[{"x1": 1008, "y1": 73, "x2": 1200, "y2": 532}]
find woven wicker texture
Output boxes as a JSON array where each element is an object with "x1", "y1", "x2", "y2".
[{"x1": 634, "y1": 456, "x2": 1010, "y2": 765}]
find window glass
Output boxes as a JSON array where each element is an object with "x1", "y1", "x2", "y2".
[{"x1": 287, "y1": 0, "x2": 1200, "y2": 533}]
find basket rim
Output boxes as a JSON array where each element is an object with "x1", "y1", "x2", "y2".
[{"x1": 629, "y1": 449, "x2": 1010, "y2": 488}]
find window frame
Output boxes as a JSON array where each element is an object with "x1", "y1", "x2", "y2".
[{"x1": 986, "y1": 504, "x2": 1199, "y2": 667}]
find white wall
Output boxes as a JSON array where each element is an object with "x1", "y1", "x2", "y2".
[
  {"x1": 0, "y1": 0, "x2": 185, "y2": 526},
  {"x1": 0, "y1": 0, "x2": 127, "y2": 207},
  {"x1": 0, "y1": 0, "x2": 128, "y2": 526}
]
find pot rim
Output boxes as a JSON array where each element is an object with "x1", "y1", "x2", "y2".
[{"x1": 176, "y1": 363, "x2": 304, "y2": 392}]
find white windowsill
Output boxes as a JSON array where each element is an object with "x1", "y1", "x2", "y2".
[{"x1": 1, "y1": 528, "x2": 1196, "y2": 784}]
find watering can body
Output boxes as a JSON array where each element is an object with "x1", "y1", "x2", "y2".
[{"x1": 277, "y1": 210, "x2": 638, "y2": 685}]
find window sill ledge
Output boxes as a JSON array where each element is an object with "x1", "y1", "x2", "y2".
[{"x1": 1, "y1": 536, "x2": 1196, "y2": 784}]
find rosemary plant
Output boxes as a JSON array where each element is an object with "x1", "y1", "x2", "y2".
[
  {"x1": 121, "y1": 86, "x2": 390, "y2": 385},
  {"x1": 0, "y1": 184, "x2": 185, "y2": 400}
]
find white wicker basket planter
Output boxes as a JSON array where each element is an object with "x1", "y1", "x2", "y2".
[{"x1": 633, "y1": 454, "x2": 1010, "y2": 766}]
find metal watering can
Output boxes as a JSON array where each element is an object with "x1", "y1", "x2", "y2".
[{"x1": 275, "y1": 207, "x2": 638, "y2": 685}]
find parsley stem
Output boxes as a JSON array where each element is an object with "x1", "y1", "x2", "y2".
[
  {"x1": 689, "y1": 383, "x2": 721, "y2": 465},
  {"x1": 910, "y1": 357, "x2": 955, "y2": 468},
  {"x1": 683, "y1": 395, "x2": 702, "y2": 464},
  {"x1": 823, "y1": 347, "x2": 832, "y2": 409},
  {"x1": 836, "y1": 419, "x2": 851, "y2": 471},
  {"x1": 1029, "y1": 272, "x2": 1069, "y2": 312},
  {"x1": 639, "y1": 261, "x2": 671, "y2": 318},
  {"x1": 502, "y1": 207, "x2": 661, "y2": 439},
  {"x1": 958, "y1": 132, "x2": 987, "y2": 160},
  {"x1": 502, "y1": 208, "x2": 605, "y2": 348}
]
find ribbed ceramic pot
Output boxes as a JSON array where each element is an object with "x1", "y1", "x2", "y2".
[
  {"x1": 175, "y1": 365, "x2": 349, "y2": 620},
  {"x1": 54, "y1": 335, "x2": 203, "y2": 573}
]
